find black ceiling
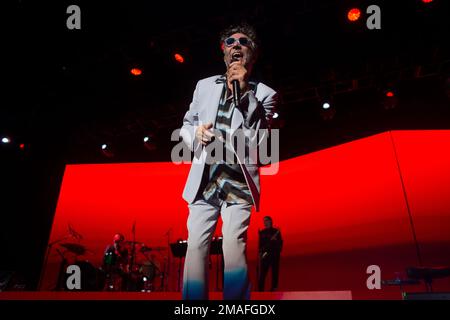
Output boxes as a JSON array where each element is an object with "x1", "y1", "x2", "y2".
[{"x1": 2, "y1": 0, "x2": 449, "y2": 163}]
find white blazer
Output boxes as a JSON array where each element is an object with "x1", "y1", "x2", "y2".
[{"x1": 180, "y1": 75, "x2": 278, "y2": 212}]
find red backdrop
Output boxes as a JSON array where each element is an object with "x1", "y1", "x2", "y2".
[{"x1": 40, "y1": 130, "x2": 450, "y2": 299}]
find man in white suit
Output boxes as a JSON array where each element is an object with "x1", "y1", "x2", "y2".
[{"x1": 179, "y1": 23, "x2": 278, "y2": 300}]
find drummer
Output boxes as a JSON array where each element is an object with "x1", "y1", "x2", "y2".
[{"x1": 103, "y1": 233, "x2": 129, "y2": 290}]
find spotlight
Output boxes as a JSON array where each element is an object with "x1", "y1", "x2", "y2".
[
  {"x1": 101, "y1": 143, "x2": 114, "y2": 158},
  {"x1": 422, "y1": 0, "x2": 433, "y2": 3},
  {"x1": 174, "y1": 53, "x2": 185, "y2": 64},
  {"x1": 319, "y1": 97, "x2": 335, "y2": 121},
  {"x1": 382, "y1": 89, "x2": 398, "y2": 110},
  {"x1": 347, "y1": 8, "x2": 361, "y2": 22},
  {"x1": 270, "y1": 111, "x2": 285, "y2": 129},
  {"x1": 143, "y1": 134, "x2": 156, "y2": 151},
  {"x1": 385, "y1": 91, "x2": 395, "y2": 98},
  {"x1": 130, "y1": 68, "x2": 142, "y2": 76},
  {"x1": 1, "y1": 137, "x2": 10, "y2": 144}
]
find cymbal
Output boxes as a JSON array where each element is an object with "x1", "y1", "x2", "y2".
[
  {"x1": 124, "y1": 241, "x2": 145, "y2": 245},
  {"x1": 140, "y1": 246, "x2": 152, "y2": 253},
  {"x1": 140, "y1": 246, "x2": 167, "y2": 252},
  {"x1": 60, "y1": 243, "x2": 87, "y2": 255},
  {"x1": 152, "y1": 246, "x2": 167, "y2": 251}
]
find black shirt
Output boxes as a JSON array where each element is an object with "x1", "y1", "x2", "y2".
[{"x1": 259, "y1": 227, "x2": 283, "y2": 255}]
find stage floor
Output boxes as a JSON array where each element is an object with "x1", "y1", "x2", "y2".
[{"x1": 0, "y1": 291, "x2": 352, "y2": 300}]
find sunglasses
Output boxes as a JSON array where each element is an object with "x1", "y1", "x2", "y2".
[{"x1": 223, "y1": 37, "x2": 253, "y2": 48}]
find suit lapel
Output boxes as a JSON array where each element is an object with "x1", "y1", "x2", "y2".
[
  {"x1": 206, "y1": 78, "x2": 225, "y2": 125},
  {"x1": 231, "y1": 106, "x2": 243, "y2": 129}
]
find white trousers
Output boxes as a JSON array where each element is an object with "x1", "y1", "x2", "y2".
[{"x1": 182, "y1": 194, "x2": 252, "y2": 300}]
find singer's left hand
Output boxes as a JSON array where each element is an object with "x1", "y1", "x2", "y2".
[{"x1": 227, "y1": 61, "x2": 249, "y2": 94}]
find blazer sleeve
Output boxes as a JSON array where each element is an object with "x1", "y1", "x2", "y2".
[
  {"x1": 238, "y1": 88, "x2": 279, "y2": 167},
  {"x1": 180, "y1": 81, "x2": 201, "y2": 152},
  {"x1": 241, "y1": 88, "x2": 278, "y2": 130}
]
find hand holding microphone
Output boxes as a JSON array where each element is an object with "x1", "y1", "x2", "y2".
[
  {"x1": 195, "y1": 54, "x2": 249, "y2": 146},
  {"x1": 227, "y1": 53, "x2": 249, "y2": 107}
]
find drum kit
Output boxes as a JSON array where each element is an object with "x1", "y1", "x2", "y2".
[
  {"x1": 45, "y1": 225, "x2": 169, "y2": 292},
  {"x1": 101, "y1": 240, "x2": 168, "y2": 292}
]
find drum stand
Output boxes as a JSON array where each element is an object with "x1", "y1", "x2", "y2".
[{"x1": 38, "y1": 234, "x2": 71, "y2": 290}]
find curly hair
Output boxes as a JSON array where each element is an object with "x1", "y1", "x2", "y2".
[{"x1": 219, "y1": 23, "x2": 259, "y2": 50}]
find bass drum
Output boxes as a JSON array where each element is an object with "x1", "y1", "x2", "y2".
[
  {"x1": 139, "y1": 261, "x2": 160, "y2": 292},
  {"x1": 140, "y1": 261, "x2": 157, "y2": 281},
  {"x1": 69, "y1": 260, "x2": 104, "y2": 291}
]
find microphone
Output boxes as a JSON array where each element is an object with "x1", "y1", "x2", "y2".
[{"x1": 231, "y1": 54, "x2": 241, "y2": 107}]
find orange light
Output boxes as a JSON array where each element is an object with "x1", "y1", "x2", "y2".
[
  {"x1": 130, "y1": 68, "x2": 142, "y2": 76},
  {"x1": 174, "y1": 53, "x2": 184, "y2": 63},
  {"x1": 386, "y1": 91, "x2": 395, "y2": 97},
  {"x1": 347, "y1": 8, "x2": 361, "y2": 22}
]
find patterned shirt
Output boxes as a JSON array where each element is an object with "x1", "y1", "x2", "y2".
[{"x1": 202, "y1": 78, "x2": 254, "y2": 205}]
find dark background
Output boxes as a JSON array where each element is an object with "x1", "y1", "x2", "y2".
[{"x1": 1, "y1": 0, "x2": 449, "y2": 289}]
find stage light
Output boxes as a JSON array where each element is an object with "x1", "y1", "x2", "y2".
[
  {"x1": 1, "y1": 137, "x2": 10, "y2": 144},
  {"x1": 422, "y1": 0, "x2": 433, "y2": 3},
  {"x1": 319, "y1": 97, "x2": 335, "y2": 121},
  {"x1": 143, "y1": 134, "x2": 157, "y2": 151},
  {"x1": 101, "y1": 143, "x2": 114, "y2": 158},
  {"x1": 130, "y1": 68, "x2": 142, "y2": 76},
  {"x1": 347, "y1": 8, "x2": 361, "y2": 22},
  {"x1": 174, "y1": 53, "x2": 185, "y2": 64},
  {"x1": 19, "y1": 143, "x2": 25, "y2": 150},
  {"x1": 273, "y1": 112, "x2": 279, "y2": 119},
  {"x1": 382, "y1": 90, "x2": 398, "y2": 110}
]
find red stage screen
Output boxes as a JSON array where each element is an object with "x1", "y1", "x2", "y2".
[{"x1": 40, "y1": 130, "x2": 450, "y2": 299}]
